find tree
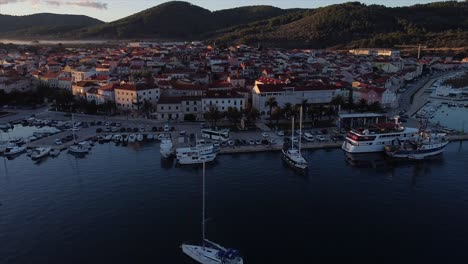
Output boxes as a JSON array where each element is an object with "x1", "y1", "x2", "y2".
[
  {"x1": 141, "y1": 99, "x2": 153, "y2": 118},
  {"x1": 331, "y1": 95, "x2": 346, "y2": 107},
  {"x1": 356, "y1": 98, "x2": 368, "y2": 113},
  {"x1": 226, "y1": 107, "x2": 242, "y2": 123},
  {"x1": 283, "y1": 103, "x2": 293, "y2": 118},
  {"x1": 264, "y1": 97, "x2": 278, "y2": 123},
  {"x1": 368, "y1": 101, "x2": 383, "y2": 113},
  {"x1": 271, "y1": 106, "x2": 282, "y2": 125},
  {"x1": 325, "y1": 107, "x2": 337, "y2": 120},
  {"x1": 204, "y1": 107, "x2": 223, "y2": 128},
  {"x1": 245, "y1": 107, "x2": 260, "y2": 123}
]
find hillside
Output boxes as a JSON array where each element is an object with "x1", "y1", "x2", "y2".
[
  {"x1": 74, "y1": 1, "x2": 292, "y2": 39},
  {"x1": 0, "y1": 1, "x2": 466, "y2": 48},
  {"x1": 212, "y1": 1, "x2": 468, "y2": 48},
  {"x1": 0, "y1": 13, "x2": 103, "y2": 38}
]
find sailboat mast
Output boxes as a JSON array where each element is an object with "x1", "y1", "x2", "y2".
[
  {"x1": 291, "y1": 116, "x2": 295, "y2": 150},
  {"x1": 299, "y1": 106, "x2": 302, "y2": 152},
  {"x1": 72, "y1": 113, "x2": 75, "y2": 143},
  {"x1": 202, "y1": 162, "x2": 206, "y2": 246}
]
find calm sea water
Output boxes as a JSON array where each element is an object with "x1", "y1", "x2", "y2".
[{"x1": 0, "y1": 141, "x2": 467, "y2": 263}]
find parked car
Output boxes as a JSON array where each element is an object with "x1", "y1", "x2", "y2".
[
  {"x1": 277, "y1": 130, "x2": 285, "y2": 136},
  {"x1": 228, "y1": 140, "x2": 235, "y2": 146},
  {"x1": 164, "y1": 124, "x2": 169, "y2": 132},
  {"x1": 255, "y1": 139, "x2": 262, "y2": 145},
  {"x1": 54, "y1": 139, "x2": 63, "y2": 145},
  {"x1": 269, "y1": 138, "x2": 276, "y2": 144},
  {"x1": 261, "y1": 132, "x2": 269, "y2": 138},
  {"x1": 316, "y1": 135, "x2": 326, "y2": 142},
  {"x1": 248, "y1": 139, "x2": 255, "y2": 145}
]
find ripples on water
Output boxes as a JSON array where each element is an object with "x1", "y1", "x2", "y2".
[{"x1": 0, "y1": 141, "x2": 467, "y2": 263}]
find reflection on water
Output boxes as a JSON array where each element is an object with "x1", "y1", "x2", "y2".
[
  {"x1": 0, "y1": 39, "x2": 112, "y2": 46},
  {"x1": 344, "y1": 152, "x2": 387, "y2": 168}
]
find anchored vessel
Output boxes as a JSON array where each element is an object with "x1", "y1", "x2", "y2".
[
  {"x1": 342, "y1": 117, "x2": 419, "y2": 153},
  {"x1": 160, "y1": 138, "x2": 175, "y2": 158},
  {"x1": 384, "y1": 127, "x2": 449, "y2": 159},
  {"x1": 176, "y1": 139, "x2": 219, "y2": 165},
  {"x1": 282, "y1": 106, "x2": 308, "y2": 170},
  {"x1": 181, "y1": 162, "x2": 244, "y2": 264},
  {"x1": 31, "y1": 147, "x2": 51, "y2": 160}
]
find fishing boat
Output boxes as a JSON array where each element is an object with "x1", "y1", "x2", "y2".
[
  {"x1": 3, "y1": 146, "x2": 26, "y2": 156},
  {"x1": 282, "y1": 106, "x2": 308, "y2": 170},
  {"x1": 384, "y1": 126, "x2": 449, "y2": 160},
  {"x1": 31, "y1": 147, "x2": 51, "y2": 160},
  {"x1": 160, "y1": 138, "x2": 175, "y2": 158},
  {"x1": 181, "y1": 162, "x2": 244, "y2": 264}
]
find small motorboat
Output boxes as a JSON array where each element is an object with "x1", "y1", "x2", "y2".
[{"x1": 31, "y1": 147, "x2": 51, "y2": 160}]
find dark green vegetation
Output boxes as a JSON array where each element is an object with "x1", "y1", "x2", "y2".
[
  {"x1": 213, "y1": 1, "x2": 468, "y2": 48},
  {"x1": 73, "y1": 1, "x2": 291, "y2": 39},
  {"x1": 1, "y1": 1, "x2": 466, "y2": 48},
  {"x1": 0, "y1": 13, "x2": 103, "y2": 39}
]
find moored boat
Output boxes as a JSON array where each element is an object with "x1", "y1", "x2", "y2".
[
  {"x1": 342, "y1": 117, "x2": 419, "y2": 153},
  {"x1": 384, "y1": 129, "x2": 449, "y2": 160},
  {"x1": 160, "y1": 138, "x2": 175, "y2": 158},
  {"x1": 3, "y1": 146, "x2": 26, "y2": 156},
  {"x1": 31, "y1": 147, "x2": 51, "y2": 160}
]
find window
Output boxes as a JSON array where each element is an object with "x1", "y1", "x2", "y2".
[
  {"x1": 240, "y1": 100, "x2": 243, "y2": 105},
  {"x1": 193, "y1": 101, "x2": 196, "y2": 105},
  {"x1": 186, "y1": 101, "x2": 189, "y2": 105},
  {"x1": 228, "y1": 100, "x2": 231, "y2": 103},
  {"x1": 222, "y1": 100, "x2": 224, "y2": 104},
  {"x1": 169, "y1": 106, "x2": 171, "y2": 110},
  {"x1": 194, "y1": 107, "x2": 197, "y2": 111},
  {"x1": 176, "y1": 106, "x2": 179, "y2": 110},
  {"x1": 186, "y1": 108, "x2": 189, "y2": 111},
  {"x1": 161, "y1": 114, "x2": 165, "y2": 118},
  {"x1": 222, "y1": 107, "x2": 225, "y2": 110},
  {"x1": 149, "y1": 91, "x2": 151, "y2": 94},
  {"x1": 234, "y1": 101, "x2": 237, "y2": 105},
  {"x1": 161, "y1": 106, "x2": 164, "y2": 110}
]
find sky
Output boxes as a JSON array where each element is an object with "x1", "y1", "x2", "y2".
[{"x1": 0, "y1": 0, "x2": 454, "y2": 22}]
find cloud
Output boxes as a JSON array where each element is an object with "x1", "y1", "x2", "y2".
[
  {"x1": 66, "y1": 0, "x2": 107, "y2": 10},
  {"x1": 0, "y1": 0, "x2": 26, "y2": 4},
  {"x1": 0, "y1": 0, "x2": 108, "y2": 10},
  {"x1": 43, "y1": 0, "x2": 60, "y2": 6}
]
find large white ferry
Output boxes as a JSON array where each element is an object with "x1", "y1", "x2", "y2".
[{"x1": 342, "y1": 119, "x2": 419, "y2": 153}]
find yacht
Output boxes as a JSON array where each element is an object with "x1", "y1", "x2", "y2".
[
  {"x1": 160, "y1": 138, "x2": 175, "y2": 158},
  {"x1": 181, "y1": 163, "x2": 244, "y2": 264},
  {"x1": 4, "y1": 146, "x2": 26, "y2": 156},
  {"x1": 282, "y1": 107, "x2": 308, "y2": 170},
  {"x1": 385, "y1": 130, "x2": 449, "y2": 160},
  {"x1": 31, "y1": 147, "x2": 51, "y2": 160},
  {"x1": 342, "y1": 117, "x2": 419, "y2": 153}
]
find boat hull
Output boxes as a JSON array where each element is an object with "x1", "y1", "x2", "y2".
[
  {"x1": 385, "y1": 141, "x2": 449, "y2": 159},
  {"x1": 281, "y1": 149, "x2": 308, "y2": 170}
]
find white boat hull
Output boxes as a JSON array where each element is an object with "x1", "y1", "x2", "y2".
[
  {"x1": 182, "y1": 243, "x2": 243, "y2": 264},
  {"x1": 386, "y1": 141, "x2": 449, "y2": 159},
  {"x1": 177, "y1": 154, "x2": 216, "y2": 165}
]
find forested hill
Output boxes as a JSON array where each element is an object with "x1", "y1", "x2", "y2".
[
  {"x1": 1, "y1": 1, "x2": 467, "y2": 49},
  {"x1": 0, "y1": 13, "x2": 103, "y2": 38}
]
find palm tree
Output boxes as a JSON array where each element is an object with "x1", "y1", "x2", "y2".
[
  {"x1": 245, "y1": 107, "x2": 260, "y2": 123},
  {"x1": 283, "y1": 103, "x2": 293, "y2": 119},
  {"x1": 226, "y1": 107, "x2": 242, "y2": 123},
  {"x1": 368, "y1": 101, "x2": 383, "y2": 113},
  {"x1": 357, "y1": 98, "x2": 368, "y2": 113},
  {"x1": 271, "y1": 106, "x2": 282, "y2": 125},
  {"x1": 307, "y1": 106, "x2": 319, "y2": 127},
  {"x1": 330, "y1": 95, "x2": 346, "y2": 107},
  {"x1": 141, "y1": 99, "x2": 153, "y2": 118},
  {"x1": 204, "y1": 107, "x2": 223, "y2": 128},
  {"x1": 264, "y1": 97, "x2": 278, "y2": 118},
  {"x1": 325, "y1": 107, "x2": 337, "y2": 120}
]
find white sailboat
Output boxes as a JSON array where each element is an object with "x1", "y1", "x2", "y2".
[
  {"x1": 68, "y1": 114, "x2": 89, "y2": 154},
  {"x1": 181, "y1": 163, "x2": 244, "y2": 264},
  {"x1": 282, "y1": 106, "x2": 308, "y2": 170}
]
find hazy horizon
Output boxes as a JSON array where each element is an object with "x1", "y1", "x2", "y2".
[{"x1": 0, "y1": 0, "x2": 459, "y2": 22}]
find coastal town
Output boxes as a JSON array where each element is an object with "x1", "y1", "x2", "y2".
[{"x1": 1, "y1": 41, "x2": 468, "y2": 163}]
